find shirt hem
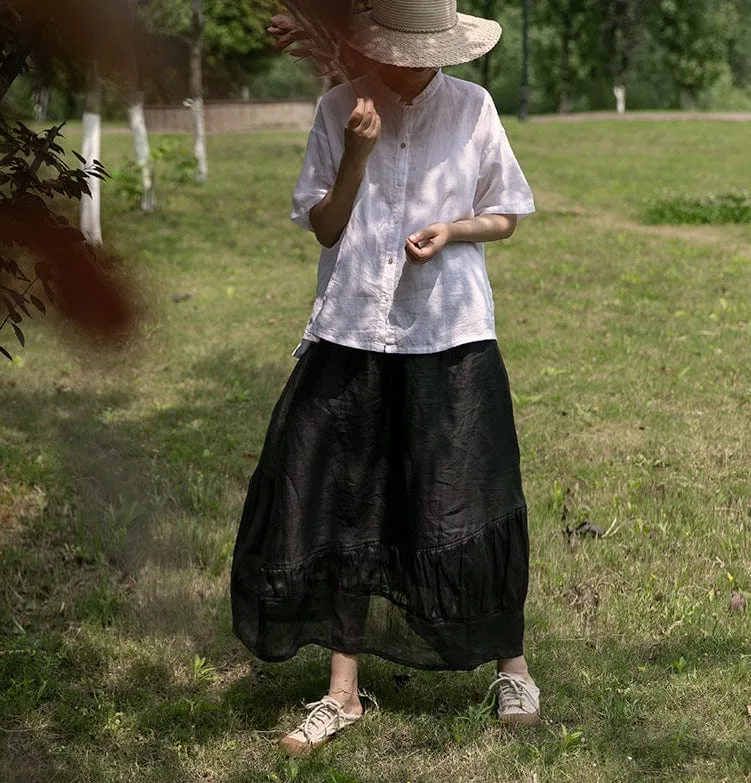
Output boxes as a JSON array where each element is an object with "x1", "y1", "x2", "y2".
[
  {"x1": 477, "y1": 203, "x2": 536, "y2": 217},
  {"x1": 290, "y1": 191, "x2": 329, "y2": 231}
]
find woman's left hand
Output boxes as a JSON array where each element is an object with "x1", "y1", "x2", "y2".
[{"x1": 405, "y1": 222, "x2": 451, "y2": 264}]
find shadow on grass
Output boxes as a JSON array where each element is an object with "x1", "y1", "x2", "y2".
[
  {"x1": 0, "y1": 346, "x2": 293, "y2": 778},
  {"x1": 1, "y1": 347, "x2": 750, "y2": 781}
]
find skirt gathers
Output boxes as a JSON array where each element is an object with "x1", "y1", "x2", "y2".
[{"x1": 231, "y1": 340, "x2": 529, "y2": 671}]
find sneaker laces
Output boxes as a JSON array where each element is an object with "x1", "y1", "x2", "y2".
[
  {"x1": 301, "y1": 696, "x2": 345, "y2": 741},
  {"x1": 486, "y1": 672, "x2": 534, "y2": 712}
]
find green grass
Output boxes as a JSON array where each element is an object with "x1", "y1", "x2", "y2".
[
  {"x1": 1, "y1": 120, "x2": 751, "y2": 783},
  {"x1": 642, "y1": 191, "x2": 751, "y2": 225}
]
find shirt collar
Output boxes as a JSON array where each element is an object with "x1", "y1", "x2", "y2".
[{"x1": 369, "y1": 68, "x2": 444, "y2": 108}]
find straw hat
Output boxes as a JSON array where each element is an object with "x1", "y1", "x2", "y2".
[{"x1": 347, "y1": 0, "x2": 502, "y2": 68}]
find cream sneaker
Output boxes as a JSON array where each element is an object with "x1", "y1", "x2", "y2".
[
  {"x1": 487, "y1": 671, "x2": 541, "y2": 725},
  {"x1": 278, "y1": 696, "x2": 363, "y2": 756}
]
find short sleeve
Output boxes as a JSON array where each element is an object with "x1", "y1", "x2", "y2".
[
  {"x1": 474, "y1": 93, "x2": 535, "y2": 218},
  {"x1": 290, "y1": 103, "x2": 338, "y2": 232}
]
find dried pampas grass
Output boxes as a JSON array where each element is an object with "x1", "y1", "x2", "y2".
[{"x1": 274, "y1": 1, "x2": 363, "y2": 94}]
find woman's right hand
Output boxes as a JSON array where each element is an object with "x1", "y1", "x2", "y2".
[{"x1": 344, "y1": 98, "x2": 381, "y2": 165}]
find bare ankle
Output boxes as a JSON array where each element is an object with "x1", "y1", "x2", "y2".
[
  {"x1": 497, "y1": 655, "x2": 533, "y2": 683},
  {"x1": 327, "y1": 688, "x2": 363, "y2": 715},
  {"x1": 328, "y1": 651, "x2": 362, "y2": 714}
]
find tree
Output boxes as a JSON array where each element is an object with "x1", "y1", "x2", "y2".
[
  {"x1": 520, "y1": 0, "x2": 530, "y2": 119},
  {"x1": 532, "y1": 0, "x2": 602, "y2": 112},
  {"x1": 599, "y1": 0, "x2": 646, "y2": 108},
  {"x1": 79, "y1": 60, "x2": 103, "y2": 244},
  {"x1": 719, "y1": 0, "x2": 751, "y2": 88},
  {"x1": 138, "y1": 0, "x2": 280, "y2": 98},
  {"x1": 127, "y1": 0, "x2": 157, "y2": 211},
  {"x1": 1, "y1": 0, "x2": 136, "y2": 359},
  {"x1": 653, "y1": 0, "x2": 727, "y2": 108},
  {"x1": 203, "y1": 0, "x2": 281, "y2": 86},
  {"x1": 480, "y1": 0, "x2": 501, "y2": 90},
  {"x1": 189, "y1": 0, "x2": 208, "y2": 183}
]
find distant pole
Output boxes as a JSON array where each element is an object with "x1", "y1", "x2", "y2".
[{"x1": 519, "y1": 0, "x2": 530, "y2": 120}]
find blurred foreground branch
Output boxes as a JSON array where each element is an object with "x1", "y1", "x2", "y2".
[{"x1": 0, "y1": 0, "x2": 138, "y2": 360}]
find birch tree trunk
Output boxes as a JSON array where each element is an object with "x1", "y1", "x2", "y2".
[
  {"x1": 128, "y1": 99, "x2": 156, "y2": 210},
  {"x1": 127, "y1": 0, "x2": 156, "y2": 211},
  {"x1": 33, "y1": 85, "x2": 50, "y2": 122},
  {"x1": 190, "y1": 0, "x2": 208, "y2": 184},
  {"x1": 80, "y1": 63, "x2": 103, "y2": 245}
]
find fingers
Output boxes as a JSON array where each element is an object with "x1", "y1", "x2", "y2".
[
  {"x1": 269, "y1": 14, "x2": 306, "y2": 49},
  {"x1": 360, "y1": 103, "x2": 379, "y2": 135},
  {"x1": 348, "y1": 98, "x2": 379, "y2": 134},
  {"x1": 408, "y1": 227, "x2": 433, "y2": 247},
  {"x1": 405, "y1": 238, "x2": 433, "y2": 264},
  {"x1": 372, "y1": 110, "x2": 382, "y2": 140},
  {"x1": 347, "y1": 98, "x2": 365, "y2": 130},
  {"x1": 405, "y1": 224, "x2": 446, "y2": 264},
  {"x1": 344, "y1": 97, "x2": 381, "y2": 161},
  {"x1": 269, "y1": 14, "x2": 298, "y2": 33}
]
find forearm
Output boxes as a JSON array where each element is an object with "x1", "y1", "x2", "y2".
[
  {"x1": 448, "y1": 213, "x2": 517, "y2": 244},
  {"x1": 310, "y1": 151, "x2": 368, "y2": 248}
]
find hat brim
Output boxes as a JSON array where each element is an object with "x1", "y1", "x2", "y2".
[{"x1": 347, "y1": 12, "x2": 502, "y2": 68}]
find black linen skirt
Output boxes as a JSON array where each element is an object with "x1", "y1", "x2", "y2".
[{"x1": 231, "y1": 339, "x2": 529, "y2": 671}]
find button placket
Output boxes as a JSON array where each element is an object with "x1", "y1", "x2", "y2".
[{"x1": 383, "y1": 103, "x2": 411, "y2": 352}]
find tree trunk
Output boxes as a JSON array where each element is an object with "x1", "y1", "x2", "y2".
[
  {"x1": 558, "y1": 17, "x2": 573, "y2": 113},
  {"x1": 127, "y1": 0, "x2": 156, "y2": 211},
  {"x1": 33, "y1": 85, "x2": 50, "y2": 122},
  {"x1": 80, "y1": 63, "x2": 103, "y2": 245},
  {"x1": 128, "y1": 98, "x2": 157, "y2": 211},
  {"x1": 679, "y1": 89, "x2": 696, "y2": 111},
  {"x1": 614, "y1": 84, "x2": 626, "y2": 114},
  {"x1": 190, "y1": 0, "x2": 208, "y2": 184}
]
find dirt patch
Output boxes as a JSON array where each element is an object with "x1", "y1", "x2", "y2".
[{"x1": 566, "y1": 419, "x2": 649, "y2": 460}]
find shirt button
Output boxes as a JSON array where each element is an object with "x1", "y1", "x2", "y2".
[
  {"x1": 400, "y1": 142, "x2": 406, "y2": 149},
  {"x1": 388, "y1": 257, "x2": 394, "y2": 265}
]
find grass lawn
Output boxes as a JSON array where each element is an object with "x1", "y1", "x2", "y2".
[{"x1": 1, "y1": 119, "x2": 750, "y2": 783}]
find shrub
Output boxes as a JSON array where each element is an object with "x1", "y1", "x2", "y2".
[
  {"x1": 109, "y1": 137, "x2": 196, "y2": 210},
  {"x1": 642, "y1": 191, "x2": 751, "y2": 225}
]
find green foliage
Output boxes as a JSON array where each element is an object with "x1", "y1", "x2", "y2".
[
  {"x1": 642, "y1": 191, "x2": 751, "y2": 225},
  {"x1": 554, "y1": 725, "x2": 586, "y2": 754},
  {"x1": 451, "y1": 686, "x2": 497, "y2": 743},
  {"x1": 671, "y1": 655, "x2": 689, "y2": 675},
  {"x1": 191, "y1": 654, "x2": 216, "y2": 683},
  {"x1": 139, "y1": 0, "x2": 281, "y2": 92},
  {"x1": 530, "y1": 0, "x2": 603, "y2": 111},
  {"x1": 109, "y1": 137, "x2": 196, "y2": 210},
  {"x1": 654, "y1": 0, "x2": 728, "y2": 104},
  {"x1": 0, "y1": 121, "x2": 102, "y2": 360},
  {"x1": 244, "y1": 53, "x2": 320, "y2": 101},
  {"x1": 457, "y1": 0, "x2": 751, "y2": 112}
]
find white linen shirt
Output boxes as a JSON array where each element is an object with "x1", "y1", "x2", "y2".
[{"x1": 291, "y1": 69, "x2": 535, "y2": 355}]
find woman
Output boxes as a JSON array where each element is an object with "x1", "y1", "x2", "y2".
[{"x1": 232, "y1": 0, "x2": 539, "y2": 755}]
